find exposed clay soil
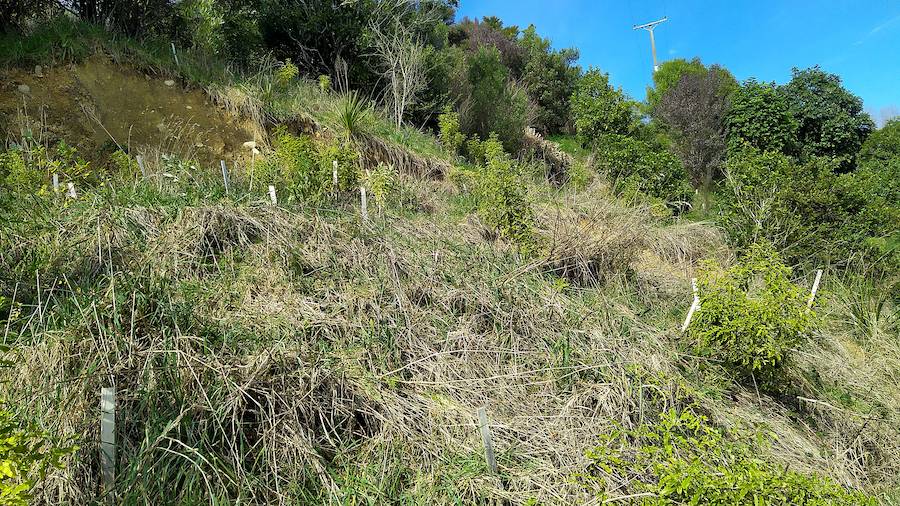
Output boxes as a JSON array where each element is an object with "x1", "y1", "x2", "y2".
[{"x1": 1, "y1": 57, "x2": 255, "y2": 166}]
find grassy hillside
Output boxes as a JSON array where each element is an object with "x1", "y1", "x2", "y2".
[{"x1": 0, "y1": 20, "x2": 898, "y2": 505}]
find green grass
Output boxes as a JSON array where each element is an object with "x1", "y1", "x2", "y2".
[{"x1": 549, "y1": 134, "x2": 592, "y2": 160}]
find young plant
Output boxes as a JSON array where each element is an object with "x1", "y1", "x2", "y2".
[
  {"x1": 437, "y1": 106, "x2": 465, "y2": 155},
  {"x1": 334, "y1": 91, "x2": 372, "y2": 142},
  {"x1": 0, "y1": 403, "x2": 77, "y2": 505},
  {"x1": 687, "y1": 242, "x2": 813, "y2": 385},
  {"x1": 473, "y1": 134, "x2": 535, "y2": 253},
  {"x1": 275, "y1": 58, "x2": 299, "y2": 86},
  {"x1": 359, "y1": 163, "x2": 397, "y2": 210}
]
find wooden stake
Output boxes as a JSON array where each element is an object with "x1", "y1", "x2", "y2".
[
  {"x1": 220, "y1": 160, "x2": 230, "y2": 193},
  {"x1": 136, "y1": 155, "x2": 146, "y2": 178},
  {"x1": 171, "y1": 42, "x2": 179, "y2": 66},
  {"x1": 332, "y1": 160, "x2": 339, "y2": 187},
  {"x1": 52, "y1": 173, "x2": 59, "y2": 191},
  {"x1": 100, "y1": 387, "x2": 116, "y2": 494},
  {"x1": 268, "y1": 185, "x2": 278, "y2": 205},
  {"x1": 360, "y1": 186, "x2": 368, "y2": 221},
  {"x1": 477, "y1": 407, "x2": 498, "y2": 474},
  {"x1": 67, "y1": 182, "x2": 77, "y2": 198},
  {"x1": 808, "y1": 269, "x2": 823, "y2": 308}
]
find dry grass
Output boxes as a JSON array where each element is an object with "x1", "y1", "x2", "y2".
[
  {"x1": 0, "y1": 178, "x2": 710, "y2": 503},
  {"x1": 1, "y1": 71, "x2": 897, "y2": 506}
]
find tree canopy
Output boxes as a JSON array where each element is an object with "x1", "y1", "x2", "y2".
[
  {"x1": 779, "y1": 66, "x2": 875, "y2": 170},
  {"x1": 726, "y1": 79, "x2": 798, "y2": 155}
]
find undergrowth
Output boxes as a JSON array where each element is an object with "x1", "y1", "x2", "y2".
[{"x1": 582, "y1": 408, "x2": 877, "y2": 505}]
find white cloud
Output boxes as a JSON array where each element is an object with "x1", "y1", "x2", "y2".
[{"x1": 855, "y1": 13, "x2": 900, "y2": 45}]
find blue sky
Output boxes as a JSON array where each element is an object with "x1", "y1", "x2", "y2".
[{"x1": 456, "y1": 1, "x2": 900, "y2": 125}]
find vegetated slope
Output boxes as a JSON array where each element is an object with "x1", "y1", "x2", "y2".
[{"x1": 1, "y1": 37, "x2": 898, "y2": 506}]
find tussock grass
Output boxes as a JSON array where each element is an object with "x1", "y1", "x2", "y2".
[
  {"x1": 0, "y1": 166, "x2": 707, "y2": 503},
  {"x1": 2, "y1": 161, "x2": 894, "y2": 503}
]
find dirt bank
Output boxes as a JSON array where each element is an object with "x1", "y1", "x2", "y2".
[{"x1": 1, "y1": 57, "x2": 256, "y2": 166}]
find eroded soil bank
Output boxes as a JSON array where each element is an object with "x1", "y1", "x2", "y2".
[{"x1": 1, "y1": 57, "x2": 255, "y2": 166}]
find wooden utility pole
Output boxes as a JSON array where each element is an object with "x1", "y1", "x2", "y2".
[{"x1": 633, "y1": 17, "x2": 668, "y2": 72}]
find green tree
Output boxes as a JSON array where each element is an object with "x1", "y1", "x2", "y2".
[
  {"x1": 646, "y1": 58, "x2": 737, "y2": 112},
  {"x1": 779, "y1": 66, "x2": 875, "y2": 170},
  {"x1": 518, "y1": 25, "x2": 580, "y2": 133},
  {"x1": 646, "y1": 58, "x2": 706, "y2": 110},
  {"x1": 655, "y1": 69, "x2": 731, "y2": 209},
  {"x1": 859, "y1": 118, "x2": 900, "y2": 165},
  {"x1": 454, "y1": 46, "x2": 529, "y2": 152},
  {"x1": 726, "y1": 79, "x2": 798, "y2": 154},
  {"x1": 570, "y1": 68, "x2": 634, "y2": 144}
]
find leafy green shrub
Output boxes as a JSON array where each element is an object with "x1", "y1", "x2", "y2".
[
  {"x1": 0, "y1": 141, "x2": 98, "y2": 195},
  {"x1": 720, "y1": 145, "x2": 899, "y2": 270},
  {"x1": 437, "y1": 106, "x2": 466, "y2": 155},
  {"x1": 176, "y1": 0, "x2": 225, "y2": 54},
  {"x1": 726, "y1": 79, "x2": 798, "y2": 155},
  {"x1": 688, "y1": 243, "x2": 813, "y2": 384},
  {"x1": 583, "y1": 408, "x2": 876, "y2": 505},
  {"x1": 0, "y1": 403, "x2": 76, "y2": 505},
  {"x1": 109, "y1": 150, "x2": 140, "y2": 179},
  {"x1": 257, "y1": 130, "x2": 360, "y2": 202},
  {"x1": 316, "y1": 139, "x2": 360, "y2": 192},
  {"x1": 318, "y1": 74, "x2": 331, "y2": 93},
  {"x1": 472, "y1": 134, "x2": 534, "y2": 252},
  {"x1": 0, "y1": 150, "x2": 43, "y2": 194},
  {"x1": 570, "y1": 68, "x2": 634, "y2": 144},
  {"x1": 594, "y1": 134, "x2": 692, "y2": 208},
  {"x1": 779, "y1": 66, "x2": 874, "y2": 171},
  {"x1": 359, "y1": 163, "x2": 398, "y2": 210},
  {"x1": 859, "y1": 118, "x2": 900, "y2": 165},
  {"x1": 275, "y1": 58, "x2": 299, "y2": 86}
]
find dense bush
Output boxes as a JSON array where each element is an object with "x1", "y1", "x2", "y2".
[
  {"x1": 584, "y1": 408, "x2": 876, "y2": 505},
  {"x1": 453, "y1": 46, "x2": 530, "y2": 152},
  {"x1": 687, "y1": 242, "x2": 812, "y2": 384},
  {"x1": 779, "y1": 66, "x2": 874, "y2": 171},
  {"x1": 720, "y1": 145, "x2": 900, "y2": 269},
  {"x1": 517, "y1": 25, "x2": 580, "y2": 133},
  {"x1": 859, "y1": 118, "x2": 900, "y2": 165},
  {"x1": 726, "y1": 79, "x2": 798, "y2": 155},
  {"x1": 570, "y1": 68, "x2": 634, "y2": 143},
  {"x1": 593, "y1": 134, "x2": 692, "y2": 209}
]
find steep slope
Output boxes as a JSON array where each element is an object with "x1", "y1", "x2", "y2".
[{"x1": 0, "y1": 30, "x2": 897, "y2": 506}]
